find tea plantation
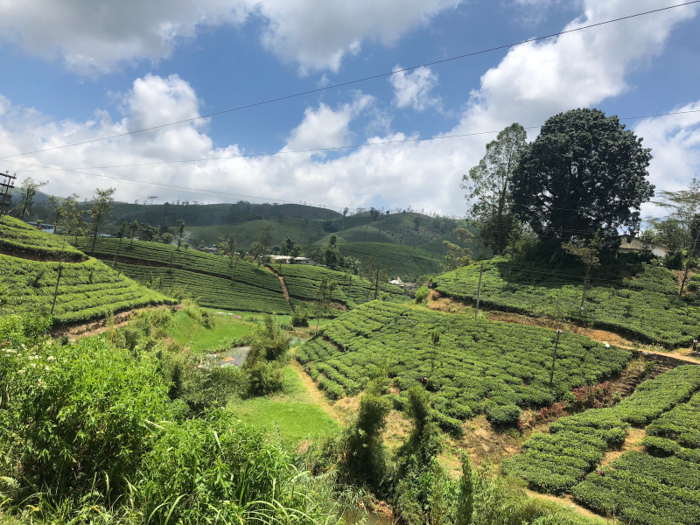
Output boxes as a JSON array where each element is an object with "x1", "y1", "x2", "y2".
[
  {"x1": 116, "y1": 263, "x2": 291, "y2": 314},
  {"x1": 336, "y1": 242, "x2": 443, "y2": 278},
  {"x1": 0, "y1": 254, "x2": 174, "y2": 324},
  {"x1": 0, "y1": 216, "x2": 84, "y2": 261},
  {"x1": 273, "y1": 263, "x2": 404, "y2": 308},
  {"x1": 503, "y1": 365, "x2": 700, "y2": 496},
  {"x1": 435, "y1": 257, "x2": 700, "y2": 348},
  {"x1": 296, "y1": 302, "x2": 630, "y2": 430},
  {"x1": 562, "y1": 369, "x2": 700, "y2": 525}
]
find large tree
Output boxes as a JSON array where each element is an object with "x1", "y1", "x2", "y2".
[
  {"x1": 510, "y1": 109, "x2": 654, "y2": 248},
  {"x1": 89, "y1": 188, "x2": 116, "y2": 253},
  {"x1": 462, "y1": 123, "x2": 527, "y2": 254},
  {"x1": 17, "y1": 178, "x2": 48, "y2": 219}
]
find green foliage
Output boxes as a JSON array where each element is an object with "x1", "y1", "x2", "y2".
[
  {"x1": 291, "y1": 306, "x2": 310, "y2": 327},
  {"x1": 415, "y1": 285, "x2": 430, "y2": 303},
  {"x1": 0, "y1": 319, "x2": 172, "y2": 497},
  {"x1": 337, "y1": 242, "x2": 443, "y2": 280},
  {"x1": 457, "y1": 454, "x2": 474, "y2": 525},
  {"x1": 0, "y1": 216, "x2": 84, "y2": 261},
  {"x1": 511, "y1": 108, "x2": 654, "y2": 246},
  {"x1": 297, "y1": 302, "x2": 630, "y2": 426},
  {"x1": 435, "y1": 257, "x2": 700, "y2": 348},
  {"x1": 0, "y1": 254, "x2": 174, "y2": 324},
  {"x1": 503, "y1": 365, "x2": 700, "y2": 496},
  {"x1": 484, "y1": 403, "x2": 521, "y2": 427}
]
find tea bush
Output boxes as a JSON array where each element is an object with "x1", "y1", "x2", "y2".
[
  {"x1": 435, "y1": 257, "x2": 700, "y2": 348},
  {"x1": 297, "y1": 302, "x2": 630, "y2": 430},
  {"x1": 0, "y1": 216, "x2": 84, "y2": 261}
]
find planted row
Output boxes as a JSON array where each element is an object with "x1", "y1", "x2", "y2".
[
  {"x1": 0, "y1": 216, "x2": 84, "y2": 261},
  {"x1": 298, "y1": 302, "x2": 630, "y2": 428},
  {"x1": 435, "y1": 257, "x2": 700, "y2": 348}
]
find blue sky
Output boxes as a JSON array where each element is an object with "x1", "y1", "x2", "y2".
[{"x1": 0, "y1": 0, "x2": 698, "y2": 216}]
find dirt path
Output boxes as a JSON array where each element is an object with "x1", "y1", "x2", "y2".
[
  {"x1": 525, "y1": 490, "x2": 612, "y2": 522},
  {"x1": 600, "y1": 428, "x2": 646, "y2": 468},
  {"x1": 264, "y1": 265, "x2": 292, "y2": 305},
  {"x1": 51, "y1": 304, "x2": 176, "y2": 341},
  {"x1": 290, "y1": 361, "x2": 346, "y2": 425}
]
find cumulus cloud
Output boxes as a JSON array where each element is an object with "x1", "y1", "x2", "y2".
[
  {"x1": 0, "y1": 0, "x2": 698, "y2": 216},
  {"x1": 390, "y1": 66, "x2": 441, "y2": 112},
  {"x1": 0, "y1": 0, "x2": 463, "y2": 75}
]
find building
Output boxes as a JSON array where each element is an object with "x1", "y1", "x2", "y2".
[
  {"x1": 294, "y1": 257, "x2": 318, "y2": 265},
  {"x1": 618, "y1": 236, "x2": 668, "y2": 258},
  {"x1": 269, "y1": 255, "x2": 294, "y2": 264},
  {"x1": 390, "y1": 277, "x2": 404, "y2": 286},
  {"x1": 27, "y1": 222, "x2": 55, "y2": 234}
]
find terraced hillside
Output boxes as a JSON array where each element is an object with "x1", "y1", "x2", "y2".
[
  {"x1": 435, "y1": 257, "x2": 700, "y2": 348},
  {"x1": 0, "y1": 216, "x2": 84, "y2": 261},
  {"x1": 337, "y1": 242, "x2": 443, "y2": 278},
  {"x1": 74, "y1": 237, "x2": 291, "y2": 314},
  {"x1": 272, "y1": 263, "x2": 404, "y2": 309},
  {"x1": 0, "y1": 219, "x2": 173, "y2": 324},
  {"x1": 297, "y1": 302, "x2": 630, "y2": 433},
  {"x1": 504, "y1": 365, "x2": 700, "y2": 525}
]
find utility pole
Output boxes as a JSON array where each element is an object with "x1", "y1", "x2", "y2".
[
  {"x1": 679, "y1": 226, "x2": 700, "y2": 298},
  {"x1": 0, "y1": 171, "x2": 17, "y2": 221},
  {"x1": 549, "y1": 329, "x2": 563, "y2": 386},
  {"x1": 474, "y1": 262, "x2": 484, "y2": 320}
]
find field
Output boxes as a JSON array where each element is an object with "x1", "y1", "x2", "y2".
[
  {"x1": 167, "y1": 309, "x2": 256, "y2": 353},
  {"x1": 0, "y1": 216, "x2": 84, "y2": 261},
  {"x1": 227, "y1": 367, "x2": 341, "y2": 446},
  {"x1": 296, "y1": 302, "x2": 630, "y2": 432},
  {"x1": 0, "y1": 254, "x2": 174, "y2": 324},
  {"x1": 185, "y1": 219, "x2": 327, "y2": 249},
  {"x1": 116, "y1": 262, "x2": 292, "y2": 314},
  {"x1": 273, "y1": 263, "x2": 405, "y2": 309},
  {"x1": 503, "y1": 365, "x2": 700, "y2": 524},
  {"x1": 337, "y1": 242, "x2": 443, "y2": 279},
  {"x1": 435, "y1": 257, "x2": 700, "y2": 348}
]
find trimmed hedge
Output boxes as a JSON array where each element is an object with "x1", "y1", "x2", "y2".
[{"x1": 0, "y1": 216, "x2": 85, "y2": 262}]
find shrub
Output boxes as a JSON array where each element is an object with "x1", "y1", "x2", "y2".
[
  {"x1": 415, "y1": 285, "x2": 430, "y2": 303},
  {"x1": 485, "y1": 403, "x2": 522, "y2": 427},
  {"x1": 291, "y1": 307, "x2": 309, "y2": 327}
]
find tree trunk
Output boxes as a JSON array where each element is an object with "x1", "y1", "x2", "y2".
[
  {"x1": 91, "y1": 217, "x2": 100, "y2": 254},
  {"x1": 374, "y1": 269, "x2": 379, "y2": 300},
  {"x1": 580, "y1": 266, "x2": 591, "y2": 311}
]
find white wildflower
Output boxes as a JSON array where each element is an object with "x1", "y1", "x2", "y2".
[
  {"x1": 47, "y1": 356, "x2": 56, "y2": 362},
  {"x1": 605, "y1": 343, "x2": 611, "y2": 349},
  {"x1": 30, "y1": 363, "x2": 36, "y2": 368},
  {"x1": 45, "y1": 366, "x2": 50, "y2": 371},
  {"x1": 18, "y1": 369, "x2": 25, "y2": 375},
  {"x1": 38, "y1": 379, "x2": 47, "y2": 389}
]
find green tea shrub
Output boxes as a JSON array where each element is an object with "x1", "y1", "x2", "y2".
[
  {"x1": 291, "y1": 306, "x2": 310, "y2": 327},
  {"x1": 415, "y1": 285, "x2": 430, "y2": 303},
  {"x1": 485, "y1": 403, "x2": 521, "y2": 427}
]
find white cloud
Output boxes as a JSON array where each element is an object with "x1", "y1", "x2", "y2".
[
  {"x1": 390, "y1": 66, "x2": 441, "y2": 112},
  {"x1": 633, "y1": 102, "x2": 700, "y2": 218},
  {"x1": 0, "y1": 0, "x2": 463, "y2": 75},
  {"x1": 0, "y1": 0, "x2": 698, "y2": 216},
  {"x1": 284, "y1": 94, "x2": 374, "y2": 151}
]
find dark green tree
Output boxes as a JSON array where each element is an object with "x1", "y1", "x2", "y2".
[
  {"x1": 511, "y1": 109, "x2": 654, "y2": 248},
  {"x1": 17, "y1": 177, "x2": 48, "y2": 220},
  {"x1": 462, "y1": 123, "x2": 527, "y2": 254},
  {"x1": 177, "y1": 220, "x2": 186, "y2": 249},
  {"x1": 89, "y1": 188, "x2": 116, "y2": 253}
]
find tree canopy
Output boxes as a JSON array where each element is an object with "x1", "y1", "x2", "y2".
[{"x1": 510, "y1": 109, "x2": 654, "y2": 248}]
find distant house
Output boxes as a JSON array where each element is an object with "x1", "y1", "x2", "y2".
[
  {"x1": 618, "y1": 236, "x2": 668, "y2": 258},
  {"x1": 27, "y1": 222, "x2": 55, "y2": 234},
  {"x1": 269, "y1": 255, "x2": 294, "y2": 264},
  {"x1": 390, "y1": 277, "x2": 404, "y2": 286},
  {"x1": 97, "y1": 233, "x2": 112, "y2": 238},
  {"x1": 199, "y1": 246, "x2": 217, "y2": 254},
  {"x1": 294, "y1": 257, "x2": 318, "y2": 265}
]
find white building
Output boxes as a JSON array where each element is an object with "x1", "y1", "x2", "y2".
[
  {"x1": 618, "y1": 237, "x2": 668, "y2": 258},
  {"x1": 294, "y1": 257, "x2": 318, "y2": 265}
]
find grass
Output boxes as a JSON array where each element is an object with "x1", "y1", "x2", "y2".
[
  {"x1": 167, "y1": 309, "x2": 256, "y2": 353},
  {"x1": 227, "y1": 367, "x2": 342, "y2": 446}
]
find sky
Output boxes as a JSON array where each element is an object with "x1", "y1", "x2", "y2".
[{"x1": 0, "y1": 0, "x2": 698, "y2": 218}]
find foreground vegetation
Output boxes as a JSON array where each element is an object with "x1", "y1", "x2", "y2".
[
  {"x1": 435, "y1": 257, "x2": 700, "y2": 348},
  {"x1": 297, "y1": 302, "x2": 630, "y2": 433}
]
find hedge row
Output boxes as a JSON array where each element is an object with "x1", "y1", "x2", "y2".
[
  {"x1": 434, "y1": 257, "x2": 700, "y2": 348},
  {"x1": 503, "y1": 365, "x2": 700, "y2": 495},
  {"x1": 0, "y1": 216, "x2": 85, "y2": 261},
  {"x1": 296, "y1": 302, "x2": 631, "y2": 426}
]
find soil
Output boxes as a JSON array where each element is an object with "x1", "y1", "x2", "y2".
[
  {"x1": 600, "y1": 428, "x2": 646, "y2": 468},
  {"x1": 51, "y1": 305, "x2": 175, "y2": 341}
]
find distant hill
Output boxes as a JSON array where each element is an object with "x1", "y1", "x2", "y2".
[{"x1": 337, "y1": 243, "x2": 444, "y2": 279}]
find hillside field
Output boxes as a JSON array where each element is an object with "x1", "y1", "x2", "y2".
[
  {"x1": 435, "y1": 257, "x2": 700, "y2": 348},
  {"x1": 504, "y1": 365, "x2": 700, "y2": 525},
  {"x1": 297, "y1": 302, "x2": 630, "y2": 433},
  {"x1": 0, "y1": 216, "x2": 84, "y2": 261},
  {"x1": 337, "y1": 242, "x2": 443, "y2": 279}
]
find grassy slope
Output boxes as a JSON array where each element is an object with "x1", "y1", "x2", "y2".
[
  {"x1": 228, "y1": 367, "x2": 341, "y2": 446},
  {"x1": 297, "y1": 302, "x2": 630, "y2": 424},
  {"x1": 338, "y1": 242, "x2": 443, "y2": 278},
  {"x1": 167, "y1": 310, "x2": 256, "y2": 353},
  {"x1": 435, "y1": 257, "x2": 700, "y2": 348},
  {"x1": 186, "y1": 219, "x2": 326, "y2": 249}
]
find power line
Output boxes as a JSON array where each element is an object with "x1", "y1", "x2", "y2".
[
  {"x1": 1, "y1": 0, "x2": 698, "y2": 161},
  {"x1": 3, "y1": 106, "x2": 698, "y2": 213},
  {"x1": 14, "y1": 109, "x2": 700, "y2": 172}
]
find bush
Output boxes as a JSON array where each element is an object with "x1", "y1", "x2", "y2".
[
  {"x1": 415, "y1": 285, "x2": 430, "y2": 303},
  {"x1": 485, "y1": 403, "x2": 522, "y2": 427},
  {"x1": 291, "y1": 307, "x2": 309, "y2": 327}
]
